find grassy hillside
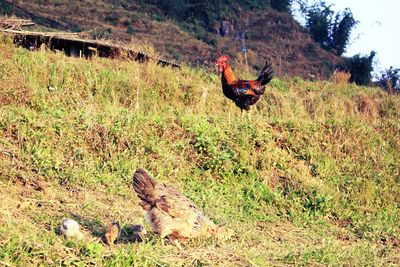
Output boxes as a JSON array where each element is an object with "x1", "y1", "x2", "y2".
[
  {"x1": 0, "y1": 0, "x2": 341, "y2": 79},
  {"x1": 0, "y1": 35, "x2": 399, "y2": 266}
]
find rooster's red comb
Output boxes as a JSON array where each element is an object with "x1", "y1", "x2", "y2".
[{"x1": 216, "y1": 55, "x2": 229, "y2": 63}]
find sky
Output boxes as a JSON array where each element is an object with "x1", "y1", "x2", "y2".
[{"x1": 293, "y1": 0, "x2": 399, "y2": 75}]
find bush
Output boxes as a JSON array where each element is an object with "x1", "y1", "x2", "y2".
[
  {"x1": 340, "y1": 51, "x2": 375, "y2": 86},
  {"x1": 126, "y1": 24, "x2": 135, "y2": 34},
  {"x1": 378, "y1": 66, "x2": 400, "y2": 93},
  {"x1": 153, "y1": 0, "x2": 269, "y2": 31},
  {"x1": 271, "y1": 0, "x2": 292, "y2": 13}
]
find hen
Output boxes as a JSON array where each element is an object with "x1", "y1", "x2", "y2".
[
  {"x1": 216, "y1": 55, "x2": 274, "y2": 111},
  {"x1": 132, "y1": 168, "x2": 230, "y2": 248}
]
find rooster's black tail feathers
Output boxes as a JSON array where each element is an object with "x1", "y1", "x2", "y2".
[{"x1": 257, "y1": 61, "x2": 274, "y2": 86}]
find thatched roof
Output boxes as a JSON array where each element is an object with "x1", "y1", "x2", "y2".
[{"x1": 0, "y1": 28, "x2": 181, "y2": 68}]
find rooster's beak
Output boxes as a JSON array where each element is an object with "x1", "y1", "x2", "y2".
[{"x1": 215, "y1": 64, "x2": 222, "y2": 72}]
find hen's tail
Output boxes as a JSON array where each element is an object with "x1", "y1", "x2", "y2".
[
  {"x1": 257, "y1": 61, "x2": 274, "y2": 86},
  {"x1": 133, "y1": 168, "x2": 157, "y2": 210}
]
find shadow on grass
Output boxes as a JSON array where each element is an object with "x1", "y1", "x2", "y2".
[
  {"x1": 69, "y1": 213, "x2": 104, "y2": 238},
  {"x1": 65, "y1": 213, "x2": 147, "y2": 244}
]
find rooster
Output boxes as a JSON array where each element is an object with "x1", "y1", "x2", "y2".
[
  {"x1": 216, "y1": 55, "x2": 273, "y2": 111},
  {"x1": 132, "y1": 168, "x2": 231, "y2": 248}
]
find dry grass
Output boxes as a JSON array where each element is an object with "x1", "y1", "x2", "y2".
[
  {"x1": 355, "y1": 92, "x2": 379, "y2": 118},
  {"x1": 331, "y1": 70, "x2": 351, "y2": 85}
]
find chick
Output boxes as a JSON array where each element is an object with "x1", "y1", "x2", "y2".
[
  {"x1": 105, "y1": 221, "x2": 121, "y2": 246},
  {"x1": 131, "y1": 224, "x2": 147, "y2": 242},
  {"x1": 60, "y1": 218, "x2": 84, "y2": 239}
]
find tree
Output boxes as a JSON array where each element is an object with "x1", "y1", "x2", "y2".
[
  {"x1": 305, "y1": 2, "x2": 333, "y2": 48},
  {"x1": 304, "y1": 1, "x2": 357, "y2": 56},
  {"x1": 378, "y1": 67, "x2": 400, "y2": 93},
  {"x1": 329, "y1": 8, "x2": 357, "y2": 56},
  {"x1": 271, "y1": 0, "x2": 292, "y2": 13},
  {"x1": 344, "y1": 51, "x2": 376, "y2": 85}
]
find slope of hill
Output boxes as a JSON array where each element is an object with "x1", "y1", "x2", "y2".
[
  {"x1": 0, "y1": 34, "x2": 399, "y2": 266},
  {"x1": 0, "y1": 0, "x2": 342, "y2": 79}
]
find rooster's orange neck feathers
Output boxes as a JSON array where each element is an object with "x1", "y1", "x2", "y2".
[{"x1": 222, "y1": 64, "x2": 237, "y2": 85}]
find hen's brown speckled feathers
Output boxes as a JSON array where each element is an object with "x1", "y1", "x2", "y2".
[{"x1": 132, "y1": 168, "x2": 225, "y2": 243}]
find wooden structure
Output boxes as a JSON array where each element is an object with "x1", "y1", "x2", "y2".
[
  {"x1": 0, "y1": 17, "x2": 35, "y2": 30},
  {"x1": 0, "y1": 29, "x2": 181, "y2": 68}
]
